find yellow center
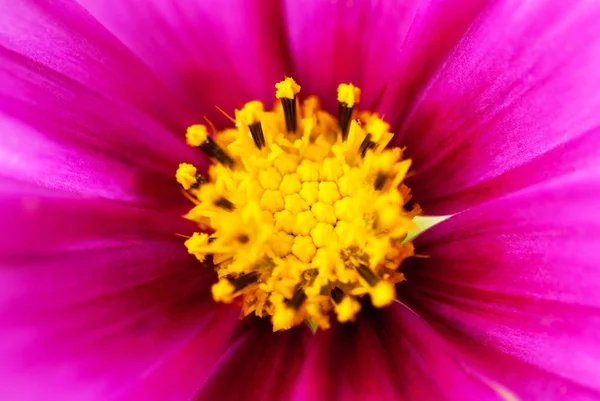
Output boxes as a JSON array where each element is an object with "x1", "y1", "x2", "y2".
[{"x1": 176, "y1": 78, "x2": 419, "y2": 331}]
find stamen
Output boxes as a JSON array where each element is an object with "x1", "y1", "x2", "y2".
[
  {"x1": 231, "y1": 271, "x2": 260, "y2": 292},
  {"x1": 354, "y1": 261, "x2": 380, "y2": 286},
  {"x1": 214, "y1": 197, "x2": 235, "y2": 210},
  {"x1": 178, "y1": 78, "x2": 417, "y2": 331},
  {"x1": 330, "y1": 287, "x2": 345, "y2": 303},
  {"x1": 276, "y1": 77, "x2": 301, "y2": 133},
  {"x1": 374, "y1": 173, "x2": 387, "y2": 190},
  {"x1": 288, "y1": 287, "x2": 307, "y2": 310},
  {"x1": 238, "y1": 101, "x2": 266, "y2": 149},
  {"x1": 359, "y1": 133, "x2": 376, "y2": 157},
  {"x1": 186, "y1": 125, "x2": 235, "y2": 167},
  {"x1": 337, "y1": 83, "x2": 361, "y2": 141},
  {"x1": 176, "y1": 163, "x2": 205, "y2": 190},
  {"x1": 249, "y1": 123, "x2": 265, "y2": 149}
]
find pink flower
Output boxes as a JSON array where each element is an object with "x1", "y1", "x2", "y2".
[{"x1": 1, "y1": 0, "x2": 600, "y2": 400}]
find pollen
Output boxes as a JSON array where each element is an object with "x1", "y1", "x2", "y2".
[{"x1": 177, "y1": 78, "x2": 419, "y2": 331}]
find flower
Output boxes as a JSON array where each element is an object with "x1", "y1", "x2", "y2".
[{"x1": 1, "y1": 0, "x2": 600, "y2": 400}]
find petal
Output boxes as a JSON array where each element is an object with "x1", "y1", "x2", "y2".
[
  {"x1": 379, "y1": 0, "x2": 490, "y2": 117},
  {"x1": 409, "y1": 126, "x2": 600, "y2": 213},
  {"x1": 400, "y1": 171, "x2": 600, "y2": 396},
  {"x1": 0, "y1": 114, "x2": 184, "y2": 206},
  {"x1": 75, "y1": 0, "x2": 291, "y2": 123},
  {"x1": 0, "y1": 1, "x2": 205, "y2": 204},
  {"x1": 0, "y1": 0, "x2": 195, "y2": 130},
  {"x1": 289, "y1": 305, "x2": 500, "y2": 401},
  {"x1": 0, "y1": 185, "x2": 236, "y2": 400},
  {"x1": 283, "y1": 0, "x2": 423, "y2": 112},
  {"x1": 393, "y1": 0, "x2": 600, "y2": 213},
  {"x1": 193, "y1": 319, "x2": 307, "y2": 401}
]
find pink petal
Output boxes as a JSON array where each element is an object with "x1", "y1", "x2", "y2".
[
  {"x1": 0, "y1": 114, "x2": 184, "y2": 206},
  {"x1": 0, "y1": 185, "x2": 237, "y2": 400},
  {"x1": 392, "y1": 1, "x2": 600, "y2": 213},
  {"x1": 75, "y1": 0, "x2": 291, "y2": 125},
  {"x1": 193, "y1": 319, "x2": 308, "y2": 401},
  {"x1": 283, "y1": 0, "x2": 422, "y2": 112},
  {"x1": 289, "y1": 305, "x2": 500, "y2": 401},
  {"x1": 0, "y1": 0, "x2": 196, "y2": 131},
  {"x1": 379, "y1": 0, "x2": 490, "y2": 118},
  {"x1": 400, "y1": 171, "x2": 600, "y2": 397},
  {"x1": 411, "y1": 126, "x2": 600, "y2": 213},
  {"x1": 0, "y1": 1, "x2": 206, "y2": 205}
]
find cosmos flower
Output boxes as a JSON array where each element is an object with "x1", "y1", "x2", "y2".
[{"x1": 1, "y1": 0, "x2": 600, "y2": 400}]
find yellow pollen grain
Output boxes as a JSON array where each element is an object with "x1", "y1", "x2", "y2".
[
  {"x1": 238, "y1": 101, "x2": 264, "y2": 126},
  {"x1": 176, "y1": 163, "x2": 198, "y2": 190},
  {"x1": 370, "y1": 281, "x2": 396, "y2": 308},
  {"x1": 212, "y1": 279, "x2": 235, "y2": 303},
  {"x1": 337, "y1": 83, "x2": 361, "y2": 107},
  {"x1": 184, "y1": 232, "x2": 210, "y2": 262},
  {"x1": 186, "y1": 124, "x2": 208, "y2": 147},
  {"x1": 275, "y1": 77, "x2": 301, "y2": 99},
  {"x1": 178, "y1": 78, "x2": 417, "y2": 331},
  {"x1": 335, "y1": 296, "x2": 361, "y2": 323}
]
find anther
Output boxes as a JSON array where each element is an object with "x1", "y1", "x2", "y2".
[
  {"x1": 276, "y1": 78, "x2": 301, "y2": 133},
  {"x1": 287, "y1": 287, "x2": 307, "y2": 310},
  {"x1": 176, "y1": 163, "x2": 205, "y2": 190},
  {"x1": 202, "y1": 136, "x2": 235, "y2": 167},
  {"x1": 337, "y1": 83, "x2": 361, "y2": 141},
  {"x1": 238, "y1": 102, "x2": 266, "y2": 149},
  {"x1": 231, "y1": 271, "x2": 261, "y2": 292},
  {"x1": 186, "y1": 125, "x2": 235, "y2": 167},
  {"x1": 374, "y1": 173, "x2": 387, "y2": 190},
  {"x1": 249, "y1": 122, "x2": 266, "y2": 149},
  {"x1": 359, "y1": 133, "x2": 376, "y2": 157},
  {"x1": 190, "y1": 175, "x2": 206, "y2": 190},
  {"x1": 330, "y1": 287, "x2": 345, "y2": 304},
  {"x1": 214, "y1": 197, "x2": 235, "y2": 210},
  {"x1": 355, "y1": 262, "x2": 380, "y2": 287}
]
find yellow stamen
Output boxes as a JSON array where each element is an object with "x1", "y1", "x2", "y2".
[
  {"x1": 212, "y1": 279, "x2": 235, "y2": 303},
  {"x1": 275, "y1": 77, "x2": 301, "y2": 99},
  {"x1": 335, "y1": 296, "x2": 361, "y2": 323},
  {"x1": 177, "y1": 78, "x2": 418, "y2": 331},
  {"x1": 237, "y1": 101, "x2": 264, "y2": 126},
  {"x1": 176, "y1": 163, "x2": 198, "y2": 190},
  {"x1": 337, "y1": 83, "x2": 361, "y2": 107},
  {"x1": 186, "y1": 124, "x2": 208, "y2": 147}
]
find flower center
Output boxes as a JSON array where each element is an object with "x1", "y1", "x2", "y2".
[{"x1": 176, "y1": 78, "x2": 419, "y2": 331}]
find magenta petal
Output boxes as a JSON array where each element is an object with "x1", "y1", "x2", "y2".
[
  {"x1": 0, "y1": 114, "x2": 186, "y2": 206},
  {"x1": 411, "y1": 126, "x2": 600, "y2": 213},
  {"x1": 282, "y1": 0, "x2": 422, "y2": 112},
  {"x1": 0, "y1": 186, "x2": 236, "y2": 400},
  {"x1": 393, "y1": 1, "x2": 600, "y2": 213},
  {"x1": 0, "y1": 1, "x2": 207, "y2": 204},
  {"x1": 76, "y1": 0, "x2": 291, "y2": 123},
  {"x1": 193, "y1": 320, "x2": 307, "y2": 401},
  {"x1": 401, "y1": 171, "x2": 600, "y2": 396},
  {"x1": 289, "y1": 305, "x2": 500, "y2": 401},
  {"x1": 379, "y1": 0, "x2": 489, "y2": 119},
  {"x1": 0, "y1": 0, "x2": 196, "y2": 131},
  {"x1": 0, "y1": 44, "x2": 202, "y2": 177}
]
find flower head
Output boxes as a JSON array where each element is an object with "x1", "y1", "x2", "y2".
[
  {"x1": 2, "y1": 0, "x2": 600, "y2": 400},
  {"x1": 180, "y1": 79, "x2": 417, "y2": 330}
]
